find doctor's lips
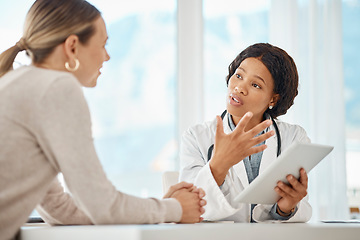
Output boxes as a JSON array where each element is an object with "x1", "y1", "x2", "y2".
[{"x1": 229, "y1": 93, "x2": 243, "y2": 105}]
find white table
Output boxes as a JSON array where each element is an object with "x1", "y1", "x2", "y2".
[{"x1": 20, "y1": 222, "x2": 360, "y2": 240}]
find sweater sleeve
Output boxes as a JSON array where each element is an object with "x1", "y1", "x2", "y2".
[
  {"x1": 36, "y1": 75, "x2": 182, "y2": 224},
  {"x1": 36, "y1": 178, "x2": 93, "y2": 225}
]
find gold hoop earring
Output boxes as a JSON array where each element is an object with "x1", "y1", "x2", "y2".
[{"x1": 65, "y1": 59, "x2": 80, "y2": 72}]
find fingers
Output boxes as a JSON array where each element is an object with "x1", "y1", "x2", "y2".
[
  {"x1": 243, "y1": 127, "x2": 274, "y2": 155},
  {"x1": 276, "y1": 181, "x2": 296, "y2": 198},
  {"x1": 274, "y1": 186, "x2": 287, "y2": 198},
  {"x1": 234, "y1": 112, "x2": 253, "y2": 132},
  {"x1": 200, "y1": 206, "x2": 205, "y2": 215},
  {"x1": 190, "y1": 187, "x2": 206, "y2": 206},
  {"x1": 199, "y1": 188, "x2": 205, "y2": 198},
  {"x1": 299, "y1": 168, "x2": 308, "y2": 189},
  {"x1": 192, "y1": 187, "x2": 205, "y2": 199},
  {"x1": 200, "y1": 199, "x2": 207, "y2": 207},
  {"x1": 174, "y1": 185, "x2": 206, "y2": 223},
  {"x1": 248, "y1": 119, "x2": 273, "y2": 137},
  {"x1": 286, "y1": 171, "x2": 308, "y2": 197},
  {"x1": 251, "y1": 130, "x2": 275, "y2": 146},
  {"x1": 163, "y1": 181, "x2": 194, "y2": 199},
  {"x1": 275, "y1": 174, "x2": 307, "y2": 213},
  {"x1": 175, "y1": 181, "x2": 194, "y2": 189},
  {"x1": 176, "y1": 190, "x2": 205, "y2": 223},
  {"x1": 247, "y1": 144, "x2": 268, "y2": 156},
  {"x1": 215, "y1": 115, "x2": 224, "y2": 137},
  {"x1": 276, "y1": 173, "x2": 308, "y2": 199},
  {"x1": 233, "y1": 115, "x2": 273, "y2": 149}
]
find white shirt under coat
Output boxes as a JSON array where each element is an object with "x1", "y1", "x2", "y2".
[{"x1": 179, "y1": 112, "x2": 312, "y2": 222}]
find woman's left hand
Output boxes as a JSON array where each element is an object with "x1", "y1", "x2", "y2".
[
  {"x1": 275, "y1": 168, "x2": 308, "y2": 215},
  {"x1": 163, "y1": 181, "x2": 194, "y2": 199},
  {"x1": 163, "y1": 182, "x2": 206, "y2": 207}
]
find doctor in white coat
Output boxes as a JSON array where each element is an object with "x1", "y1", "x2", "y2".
[{"x1": 180, "y1": 43, "x2": 312, "y2": 223}]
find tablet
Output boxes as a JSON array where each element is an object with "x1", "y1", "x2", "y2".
[{"x1": 233, "y1": 142, "x2": 334, "y2": 204}]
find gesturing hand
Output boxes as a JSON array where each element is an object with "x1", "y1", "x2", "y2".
[{"x1": 209, "y1": 112, "x2": 275, "y2": 186}]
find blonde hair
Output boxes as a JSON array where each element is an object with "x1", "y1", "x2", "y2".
[{"x1": 0, "y1": 0, "x2": 100, "y2": 78}]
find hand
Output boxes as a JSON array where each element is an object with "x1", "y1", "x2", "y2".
[
  {"x1": 163, "y1": 181, "x2": 194, "y2": 199},
  {"x1": 189, "y1": 186, "x2": 206, "y2": 210},
  {"x1": 209, "y1": 112, "x2": 274, "y2": 185},
  {"x1": 275, "y1": 168, "x2": 308, "y2": 215},
  {"x1": 170, "y1": 187, "x2": 206, "y2": 223},
  {"x1": 163, "y1": 181, "x2": 206, "y2": 223}
]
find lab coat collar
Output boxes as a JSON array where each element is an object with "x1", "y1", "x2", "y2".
[{"x1": 223, "y1": 113, "x2": 232, "y2": 134}]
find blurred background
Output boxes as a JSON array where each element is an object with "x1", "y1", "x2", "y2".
[{"x1": 0, "y1": 0, "x2": 359, "y2": 221}]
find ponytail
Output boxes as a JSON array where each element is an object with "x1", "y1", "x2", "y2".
[
  {"x1": 0, "y1": 0, "x2": 100, "y2": 78},
  {"x1": 0, "y1": 39, "x2": 27, "y2": 78}
]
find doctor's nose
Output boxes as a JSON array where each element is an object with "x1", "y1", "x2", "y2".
[{"x1": 234, "y1": 86, "x2": 247, "y2": 95}]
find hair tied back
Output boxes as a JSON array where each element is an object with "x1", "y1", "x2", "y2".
[{"x1": 16, "y1": 38, "x2": 27, "y2": 51}]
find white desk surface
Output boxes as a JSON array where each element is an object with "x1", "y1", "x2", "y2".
[{"x1": 20, "y1": 222, "x2": 360, "y2": 240}]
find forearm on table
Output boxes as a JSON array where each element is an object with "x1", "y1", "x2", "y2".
[{"x1": 37, "y1": 179, "x2": 92, "y2": 225}]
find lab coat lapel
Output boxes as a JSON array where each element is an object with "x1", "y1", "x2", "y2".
[
  {"x1": 223, "y1": 113, "x2": 250, "y2": 188},
  {"x1": 259, "y1": 124, "x2": 278, "y2": 174},
  {"x1": 222, "y1": 113, "x2": 232, "y2": 135},
  {"x1": 233, "y1": 160, "x2": 249, "y2": 188}
]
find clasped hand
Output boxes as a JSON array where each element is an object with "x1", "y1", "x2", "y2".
[{"x1": 163, "y1": 182, "x2": 206, "y2": 223}]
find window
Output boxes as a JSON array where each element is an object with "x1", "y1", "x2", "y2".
[
  {"x1": 203, "y1": 0, "x2": 270, "y2": 120},
  {"x1": 343, "y1": 0, "x2": 360, "y2": 216},
  {"x1": 0, "y1": 0, "x2": 176, "y2": 200},
  {"x1": 83, "y1": 0, "x2": 177, "y2": 198},
  {"x1": 1, "y1": 0, "x2": 357, "y2": 221}
]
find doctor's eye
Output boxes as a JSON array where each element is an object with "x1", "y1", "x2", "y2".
[
  {"x1": 236, "y1": 74, "x2": 242, "y2": 79},
  {"x1": 252, "y1": 83, "x2": 261, "y2": 89}
]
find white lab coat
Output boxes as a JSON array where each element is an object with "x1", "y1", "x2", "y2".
[{"x1": 179, "y1": 112, "x2": 312, "y2": 222}]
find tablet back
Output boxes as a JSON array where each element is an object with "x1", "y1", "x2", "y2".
[{"x1": 233, "y1": 142, "x2": 334, "y2": 204}]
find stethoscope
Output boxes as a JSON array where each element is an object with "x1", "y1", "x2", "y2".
[{"x1": 207, "y1": 110, "x2": 281, "y2": 162}]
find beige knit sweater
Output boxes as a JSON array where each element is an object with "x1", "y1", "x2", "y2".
[{"x1": 0, "y1": 66, "x2": 181, "y2": 240}]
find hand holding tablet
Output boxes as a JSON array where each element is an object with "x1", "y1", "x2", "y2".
[{"x1": 233, "y1": 142, "x2": 334, "y2": 204}]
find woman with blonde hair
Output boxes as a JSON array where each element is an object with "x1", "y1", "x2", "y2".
[{"x1": 0, "y1": 1, "x2": 205, "y2": 239}]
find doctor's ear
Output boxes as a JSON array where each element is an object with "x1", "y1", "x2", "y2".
[
  {"x1": 270, "y1": 94, "x2": 280, "y2": 106},
  {"x1": 63, "y1": 35, "x2": 80, "y2": 57},
  {"x1": 269, "y1": 94, "x2": 280, "y2": 109}
]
